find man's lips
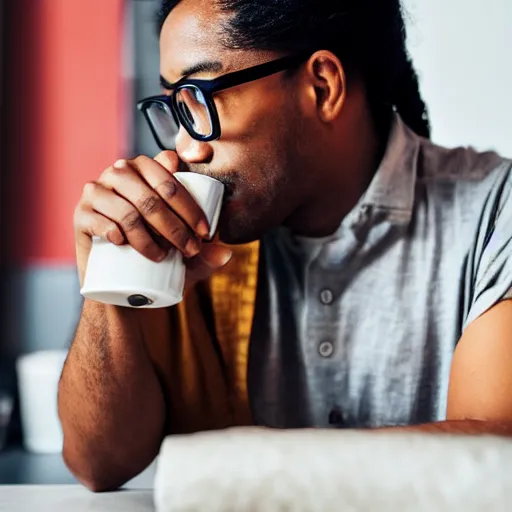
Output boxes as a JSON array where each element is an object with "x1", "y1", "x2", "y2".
[
  {"x1": 188, "y1": 170, "x2": 236, "y2": 199},
  {"x1": 209, "y1": 176, "x2": 235, "y2": 199}
]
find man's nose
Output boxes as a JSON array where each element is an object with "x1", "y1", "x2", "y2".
[{"x1": 175, "y1": 126, "x2": 214, "y2": 164}]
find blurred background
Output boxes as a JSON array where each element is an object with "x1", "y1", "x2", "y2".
[{"x1": 0, "y1": 0, "x2": 511, "y2": 483}]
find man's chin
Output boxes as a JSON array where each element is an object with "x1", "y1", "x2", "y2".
[
  {"x1": 216, "y1": 192, "x2": 284, "y2": 245},
  {"x1": 216, "y1": 209, "x2": 265, "y2": 246},
  {"x1": 217, "y1": 225, "x2": 260, "y2": 246}
]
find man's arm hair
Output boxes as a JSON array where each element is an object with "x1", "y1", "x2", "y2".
[{"x1": 58, "y1": 300, "x2": 170, "y2": 491}]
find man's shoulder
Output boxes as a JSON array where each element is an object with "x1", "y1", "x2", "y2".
[
  {"x1": 410, "y1": 137, "x2": 512, "y2": 235},
  {"x1": 417, "y1": 137, "x2": 510, "y2": 185}
]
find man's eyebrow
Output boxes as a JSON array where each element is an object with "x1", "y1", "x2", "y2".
[{"x1": 160, "y1": 60, "x2": 224, "y2": 89}]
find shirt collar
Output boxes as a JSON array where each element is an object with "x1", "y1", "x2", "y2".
[
  {"x1": 278, "y1": 113, "x2": 421, "y2": 248},
  {"x1": 358, "y1": 113, "x2": 420, "y2": 225}
]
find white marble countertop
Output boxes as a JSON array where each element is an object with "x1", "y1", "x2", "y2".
[
  {"x1": 0, "y1": 451, "x2": 157, "y2": 512},
  {"x1": 0, "y1": 485, "x2": 154, "y2": 512}
]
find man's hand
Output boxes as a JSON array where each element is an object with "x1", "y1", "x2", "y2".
[
  {"x1": 63, "y1": 151, "x2": 234, "y2": 490},
  {"x1": 73, "y1": 150, "x2": 232, "y2": 289}
]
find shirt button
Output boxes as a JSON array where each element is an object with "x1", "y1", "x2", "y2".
[
  {"x1": 318, "y1": 340, "x2": 335, "y2": 358},
  {"x1": 319, "y1": 289, "x2": 334, "y2": 305}
]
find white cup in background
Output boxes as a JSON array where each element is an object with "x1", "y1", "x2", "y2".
[
  {"x1": 0, "y1": 392, "x2": 14, "y2": 451},
  {"x1": 16, "y1": 350, "x2": 67, "y2": 454},
  {"x1": 80, "y1": 172, "x2": 225, "y2": 309}
]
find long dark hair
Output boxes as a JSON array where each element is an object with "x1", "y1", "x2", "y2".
[{"x1": 158, "y1": 0, "x2": 431, "y2": 139}]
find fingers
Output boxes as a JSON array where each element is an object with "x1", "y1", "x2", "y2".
[
  {"x1": 184, "y1": 243, "x2": 233, "y2": 288},
  {"x1": 199, "y1": 244, "x2": 234, "y2": 269},
  {"x1": 80, "y1": 181, "x2": 169, "y2": 262},
  {"x1": 74, "y1": 152, "x2": 215, "y2": 286},
  {"x1": 74, "y1": 199, "x2": 127, "y2": 286},
  {"x1": 154, "y1": 150, "x2": 181, "y2": 172},
  {"x1": 97, "y1": 160, "x2": 203, "y2": 257},
  {"x1": 130, "y1": 155, "x2": 210, "y2": 238},
  {"x1": 74, "y1": 204, "x2": 125, "y2": 247}
]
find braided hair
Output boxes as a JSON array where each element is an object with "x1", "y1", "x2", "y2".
[{"x1": 158, "y1": 0, "x2": 431, "y2": 138}]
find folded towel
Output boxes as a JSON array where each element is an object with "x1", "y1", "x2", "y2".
[{"x1": 154, "y1": 427, "x2": 512, "y2": 512}]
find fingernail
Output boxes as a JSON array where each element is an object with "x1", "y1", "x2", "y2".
[
  {"x1": 185, "y1": 237, "x2": 201, "y2": 257},
  {"x1": 197, "y1": 220, "x2": 210, "y2": 239},
  {"x1": 113, "y1": 159, "x2": 127, "y2": 169},
  {"x1": 220, "y1": 250, "x2": 233, "y2": 266}
]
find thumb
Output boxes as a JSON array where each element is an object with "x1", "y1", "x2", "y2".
[
  {"x1": 198, "y1": 243, "x2": 233, "y2": 270},
  {"x1": 185, "y1": 243, "x2": 233, "y2": 286}
]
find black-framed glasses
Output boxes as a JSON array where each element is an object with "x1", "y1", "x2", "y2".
[{"x1": 137, "y1": 54, "x2": 308, "y2": 150}]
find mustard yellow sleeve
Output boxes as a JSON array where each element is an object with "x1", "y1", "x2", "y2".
[
  {"x1": 141, "y1": 241, "x2": 260, "y2": 434},
  {"x1": 141, "y1": 282, "x2": 232, "y2": 435}
]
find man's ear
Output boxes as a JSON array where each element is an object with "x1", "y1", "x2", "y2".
[{"x1": 305, "y1": 50, "x2": 347, "y2": 123}]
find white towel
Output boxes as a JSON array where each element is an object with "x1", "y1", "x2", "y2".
[{"x1": 154, "y1": 427, "x2": 512, "y2": 512}]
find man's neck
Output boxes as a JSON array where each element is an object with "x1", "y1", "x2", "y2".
[{"x1": 284, "y1": 106, "x2": 390, "y2": 239}]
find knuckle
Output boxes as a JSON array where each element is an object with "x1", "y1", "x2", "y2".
[
  {"x1": 109, "y1": 164, "x2": 129, "y2": 178},
  {"x1": 103, "y1": 161, "x2": 133, "y2": 181},
  {"x1": 99, "y1": 166, "x2": 113, "y2": 181},
  {"x1": 157, "y1": 180, "x2": 178, "y2": 201},
  {"x1": 104, "y1": 224, "x2": 123, "y2": 245},
  {"x1": 120, "y1": 209, "x2": 142, "y2": 233},
  {"x1": 168, "y1": 225, "x2": 188, "y2": 247},
  {"x1": 73, "y1": 206, "x2": 83, "y2": 226},
  {"x1": 73, "y1": 203, "x2": 91, "y2": 227},
  {"x1": 136, "y1": 193, "x2": 163, "y2": 217},
  {"x1": 156, "y1": 150, "x2": 178, "y2": 169},
  {"x1": 156, "y1": 150, "x2": 177, "y2": 162},
  {"x1": 139, "y1": 239, "x2": 159, "y2": 255},
  {"x1": 132, "y1": 154, "x2": 149, "y2": 167},
  {"x1": 82, "y1": 181, "x2": 97, "y2": 198}
]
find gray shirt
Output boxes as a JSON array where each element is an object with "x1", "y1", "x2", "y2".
[{"x1": 248, "y1": 115, "x2": 512, "y2": 429}]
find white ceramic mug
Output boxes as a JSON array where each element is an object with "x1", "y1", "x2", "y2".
[
  {"x1": 16, "y1": 350, "x2": 68, "y2": 454},
  {"x1": 80, "y1": 172, "x2": 224, "y2": 309}
]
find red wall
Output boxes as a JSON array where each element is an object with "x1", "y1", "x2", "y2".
[{"x1": 5, "y1": 0, "x2": 125, "y2": 265}]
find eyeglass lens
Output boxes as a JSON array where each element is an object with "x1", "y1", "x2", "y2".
[
  {"x1": 175, "y1": 86, "x2": 213, "y2": 137},
  {"x1": 143, "y1": 86, "x2": 213, "y2": 149},
  {"x1": 145, "y1": 101, "x2": 178, "y2": 149}
]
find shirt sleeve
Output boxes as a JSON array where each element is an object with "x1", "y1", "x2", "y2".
[{"x1": 463, "y1": 162, "x2": 512, "y2": 330}]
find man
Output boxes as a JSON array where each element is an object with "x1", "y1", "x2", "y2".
[{"x1": 59, "y1": 0, "x2": 512, "y2": 492}]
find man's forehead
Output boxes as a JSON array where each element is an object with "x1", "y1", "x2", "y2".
[{"x1": 160, "y1": 0, "x2": 227, "y2": 82}]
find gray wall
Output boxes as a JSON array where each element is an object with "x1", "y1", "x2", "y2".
[
  {"x1": 404, "y1": 0, "x2": 512, "y2": 155},
  {"x1": 132, "y1": 0, "x2": 162, "y2": 157}
]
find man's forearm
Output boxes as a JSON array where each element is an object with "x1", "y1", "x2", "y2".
[
  {"x1": 58, "y1": 300, "x2": 167, "y2": 492},
  {"x1": 378, "y1": 420, "x2": 512, "y2": 436}
]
